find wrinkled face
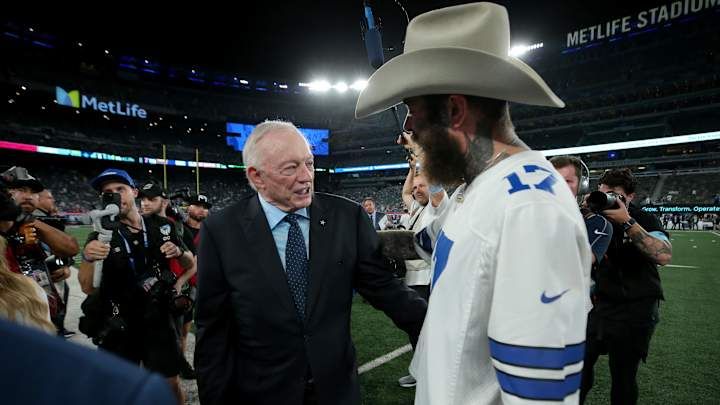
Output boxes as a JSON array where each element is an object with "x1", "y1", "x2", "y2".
[
  {"x1": 9, "y1": 186, "x2": 39, "y2": 214},
  {"x1": 188, "y1": 204, "x2": 209, "y2": 222},
  {"x1": 249, "y1": 130, "x2": 314, "y2": 212},
  {"x1": 38, "y1": 190, "x2": 57, "y2": 214},
  {"x1": 412, "y1": 175, "x2": 430, "y2": 206},
  {"x1": 362, "y1": 200, "x2": 375, "y2": 214},
  {"x1": 403, "y1": 97, "x2": 467, "y2": 186},
  {"x1": 140, "y1": 196, "x2": 165, "y2": 215},
  {"x1": 556, "y1": 165, "x2": 580, "y2": 197},
  {"x1": 100, "y1": 182, "x2": 138, "y2": 218}
]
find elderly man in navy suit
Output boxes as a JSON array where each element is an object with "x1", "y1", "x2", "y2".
[{"x1": 194, "y1": 120, "x2": 427, "y2": 405}]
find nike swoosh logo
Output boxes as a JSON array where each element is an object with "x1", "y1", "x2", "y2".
[
  {"x1": 541, "y1": 289, "x2": 570, "y2": 304},
  {"x1": 594, "y1": 229, "x2": 608, "y2": 236}
]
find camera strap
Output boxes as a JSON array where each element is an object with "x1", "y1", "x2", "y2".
[{"x1": 118, "y1": 216, "x2": 148, "y2": 274}]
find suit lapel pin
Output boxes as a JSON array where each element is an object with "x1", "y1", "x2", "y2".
[{"x1": 319, "y1": 219, "x2": 326, "y2": 227}]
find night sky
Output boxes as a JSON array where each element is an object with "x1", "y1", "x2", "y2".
[{"x1": 9, "y1": 0, "x2": 670, "y2": 80}]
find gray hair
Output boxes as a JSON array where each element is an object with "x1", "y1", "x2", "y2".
[{"x1": 243, "y1": 120, "x2": 307, "y2": 190}]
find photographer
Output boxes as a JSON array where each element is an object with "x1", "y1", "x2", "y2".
[
  {"x1": 139, "y1": 181, "x2": 198, "y2": 380},
  {"x1": 550, "y1": 156, "x2": 613, "y2": 267},
  {"x1": 3, "y1": 168, "x2": 79, "y2": 334},
  {"x1": 33, "y1": 188, "x2": 76, "y2": 338},
  {"x1": 3, "y1": 168, "x2": 79, "y2": 259},
  {"x1": 395, "y1": 133, "x2": 447, "y2": 389},
  {"x1": 78, "y1": 169, "x2": 193, "y2": 404},
  {"x1": 179, "y1": 193, "x2": 210, "y2": 373},
  {"x1": 579, "y1": 168, "x2": 672, "y2": 405}
]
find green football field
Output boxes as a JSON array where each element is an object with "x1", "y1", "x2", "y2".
[{"x1": 67, "y1": 226, "x2": 720, "y2": 404}]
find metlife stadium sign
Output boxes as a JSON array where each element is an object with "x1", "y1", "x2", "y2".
[
  {"x1": 55, "y1": 86, "x2": 147, "y2": 119},
  {"x1": 565, "y1": 0, "x2": 719, "y2": 48}
]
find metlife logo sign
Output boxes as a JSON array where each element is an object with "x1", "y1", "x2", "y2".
[{"x1": 55, "y1": 86, "x2": 148, "y2": 119}]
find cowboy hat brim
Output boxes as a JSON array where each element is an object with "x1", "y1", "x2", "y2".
[{"x1": 355, "y1": 47, "x2": 565, "y2": 119}]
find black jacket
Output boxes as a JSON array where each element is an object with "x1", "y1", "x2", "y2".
[
  {"x1": 194, "y1": 192, "x2": 427, "y2": 405},
  {"x1": 594, "y1": 204, "x2": 667, "y2": 306}
]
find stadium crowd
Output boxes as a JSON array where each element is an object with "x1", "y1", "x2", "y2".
[{"x1": 1, "y1": 3, "x2": 719, "y2": 405}]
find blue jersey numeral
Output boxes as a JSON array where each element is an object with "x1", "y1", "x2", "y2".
[
  {"x1": 431, "y1": 231, "x2": 454, "y2": 291},
  {"x1": 505, "y1": 165, "x2": 557, "y2": 195}
]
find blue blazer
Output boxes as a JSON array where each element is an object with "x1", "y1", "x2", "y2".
[{"x1": 0, "y1": 319, "x2": 175, "y2": 405}]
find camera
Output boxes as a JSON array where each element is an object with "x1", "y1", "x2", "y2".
[
  {"x1": 587, "y1": 191, "x2": 627, "y2": 212},
  {"x1": 93, "y1": 312, "x2": 128, "y2": 347},
  {"x1": 146, "y1": 265, "x2": 194, "y2": 315},
  {"x1": 45, "y1": 255, "x2": 75, "y2": 273}
]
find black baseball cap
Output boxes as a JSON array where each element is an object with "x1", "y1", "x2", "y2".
[
  {"x1": 138, "y1": 182, "x2": 168, "y2": 199},
  {"x1": 2, "y1": 166, "x2": 45, "y2": 193},
  {"x1": 187, "y1": 193, "x2": 212, "y2": 208}
]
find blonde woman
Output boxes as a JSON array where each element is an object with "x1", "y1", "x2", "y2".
[{"x1": 0, "y1": 236, "x2": 55, "y2": 333}]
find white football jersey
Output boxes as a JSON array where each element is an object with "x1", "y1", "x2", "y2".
[
  {"x1": 405, "y1": 194, "x2": 449, "y2": 286},
  {"x1": 410, "y1": 151, "x2": 592, "y2": 405}
]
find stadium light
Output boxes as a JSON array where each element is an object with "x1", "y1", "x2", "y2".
[
  {"x1": 308, "y1": 80, "x2": 332, "y2": 92},
  {"x1": 509, "y1": 42, "x2": 544, "y2": 57},
  {"x1": 351, "y1": 79, "x2": 368, "y2": 91},
  {"x1": 334, "y1": 82, "x2": 348, "y2": 93}
]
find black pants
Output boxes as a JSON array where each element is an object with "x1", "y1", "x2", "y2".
[
  {"x1": 303, "y1": 381, "x2": 318, "y2": 405},
  {"x1": 409, "y1": 284, "x2": 430, "y2": 302},
  {"x1": 580, "y1": 310, "x2": 657, "y2": 405}
]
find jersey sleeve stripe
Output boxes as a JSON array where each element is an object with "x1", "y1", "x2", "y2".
[
  {"x1": 489, "y1": 338, "x2": 585, "y2": 370},
  {"x1": 494, "y1": 368, "x2": 582, "y2": 401}
]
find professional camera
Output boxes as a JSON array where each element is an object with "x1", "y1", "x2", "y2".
[
  {"x1": 145, "y1": 264, "x2": 194, "y2": 315},
  {"x1": 166, "y1": 187, "x2": 192, "y2": 222},
  {"x1": 92, "y1": 303, "x2": 128, "y2": 347},
  {"x1": 45, "y1": 255, "x2": 75, "y2": 273},
  {"x1": 586, "y1": 191, "x2": 627, "y2": 213}
]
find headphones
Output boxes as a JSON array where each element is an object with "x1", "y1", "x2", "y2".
[{"x1": 578, "y1": 158, "x2": 590, "y2": 195}]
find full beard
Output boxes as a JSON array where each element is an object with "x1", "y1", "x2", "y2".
[
  {"x1": 413, "y1": 124, "x2": 468, "y2": 187},
  {"x1": 189, "y1": 213, "x2": 206, "y2": 222}
]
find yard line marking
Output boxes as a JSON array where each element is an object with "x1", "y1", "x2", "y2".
[
  {"x1": 712, "y1": 231, "x2": 720, "y2": 238},
  {"x1": 663, "y1": 264, "x2": 699, "y2": 269},
  {"x1": 358, "y1": 344, "x2": 412, "y2": 375}
]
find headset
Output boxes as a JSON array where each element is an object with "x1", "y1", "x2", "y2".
[{"x1": 578, "y1": 158, "x2": 590, "y2": 195}]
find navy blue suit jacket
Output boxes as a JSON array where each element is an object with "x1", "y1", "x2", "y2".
[
  {"x1": 195, "y1": 192, "x2": 426, "y2": 405},
  {"x1": 0, "y1": 319, "x2": 175, "y2": 405}
]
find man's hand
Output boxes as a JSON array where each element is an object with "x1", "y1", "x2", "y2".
[
  {"x1": 602, "y1": 197, "x2": 632, "y2": 225},
  {"x1": 160, "y1": 241, "x2": 183, "y2": 259},
  {"x1": 51, "y1": 267, "x2": 71, "y2": 282},
  {"x1": 397, "y1": 132, "x2": 417, "y2": 151},
  {"x1": 84, "y1": 240, "x2": 110, "y2": 262}
]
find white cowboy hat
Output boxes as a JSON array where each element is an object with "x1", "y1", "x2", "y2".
[{"x1": 355, "y1": 2, "x2": 565, "y2": 119}]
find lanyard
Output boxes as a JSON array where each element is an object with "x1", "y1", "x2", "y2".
[
  {"x1": 118, "y1": 217, "x2": 148, "y2": 273},
  {"x1": 409, "y1": 205, "x2": 426, "y2": 231}
]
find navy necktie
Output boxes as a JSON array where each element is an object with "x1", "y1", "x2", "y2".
[{"x1": 284, "y1": 213, "x2": 308, "y2": 321}]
